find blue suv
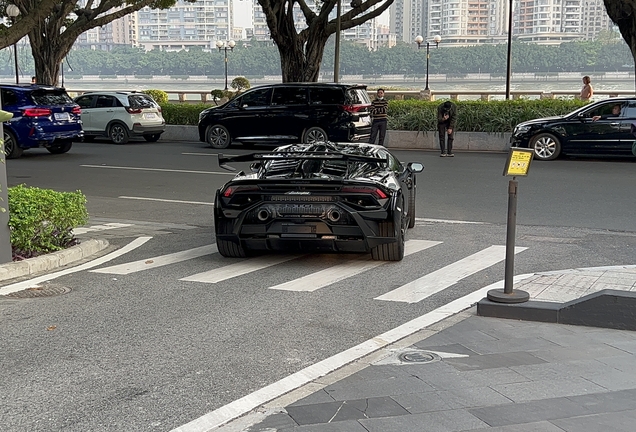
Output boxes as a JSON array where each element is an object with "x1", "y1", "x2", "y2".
[{"x1": 1, "y1": 84, "x2": 83, "y2": 159}]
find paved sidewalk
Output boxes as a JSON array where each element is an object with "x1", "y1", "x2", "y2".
[{"x1": 216, "y1": 266, "x2": 636, "y2": 432}]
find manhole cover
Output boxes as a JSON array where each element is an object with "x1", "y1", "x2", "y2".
[
  {"x1": 4, "y1": 285, "x2": 71, "y2": 299},
  {"x1": 398, "y1": 351, "x2": 440, "y2": 364}
]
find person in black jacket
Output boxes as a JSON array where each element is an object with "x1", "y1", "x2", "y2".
[
  {"x1": 369, "y1": 88, "x2": 389, "y2": 146},
  {"x1": 437, "y1": 101, "x2": 457, "y2": 157}
]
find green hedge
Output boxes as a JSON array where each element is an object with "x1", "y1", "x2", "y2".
[
  {"x1": 161, "y1": 99, "x2": 589, "y2": 133},
  {"x1": 8, "y1": 185, "x2": 88, "y2": 258}
]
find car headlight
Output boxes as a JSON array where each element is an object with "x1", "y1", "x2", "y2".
[
  {"x1": 513, "y1": 125, "x2": 531, "y2": 135},
  {"x1": 198, "y1": 111, "x2": 206, "y2": 122}
]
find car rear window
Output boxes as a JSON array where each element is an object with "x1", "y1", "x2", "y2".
[
  {"x1": 345, "y1": 88, "x2": 371, "y2": 105},
  {"x1": 309, "y1": 87, "x2": 344, "y2": 105},
  {"x1": 128, "y1": 94, "x2": 157, "y2": 109},
  {"x1": 30, "y1": 89, "x2": 74, "y2": 106}
]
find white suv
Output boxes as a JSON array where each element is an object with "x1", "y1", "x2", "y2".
[{"x1": 74, "y1": 91, "x2": 165, "y2": 144}]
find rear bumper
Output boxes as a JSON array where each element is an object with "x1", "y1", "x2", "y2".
[
  {"x1": 215, "y1": 202, "x2": 400, "y2": 254},
  {"x1": 131, "y1": 124, "x2": 166, "y2": 135}
]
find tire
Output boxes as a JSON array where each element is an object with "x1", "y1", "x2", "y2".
[
  {"x1": 408, "y1": 184, "x2": 416, "y2": 229},
  {"x1": 303, "y1": 127, "x2": 328, "y2": 144},
  {"x1": 206, "y1": 125, "x2": 232, "y2": 149},
  {"x1": 529, "y1": 133, "x2": 561, "y2": 161},
  {"x1": 3, "y1": 130, "x2": 23, "y2": 159},
  {"x1": 144, "y1": 133, "x2": 161, "y2": 142},
  {"x1": 216, "y1": 239, "x2": 248, "y2": 258},
  {"x1": 371, "y1": 220, "x2": 405, "y2": 261},
  {"x1": 109, "y1": 123, "x2": 129, "y2": 144},
  {"x1": 47, "y1": 140, "x2": 72, "y2": 154}
]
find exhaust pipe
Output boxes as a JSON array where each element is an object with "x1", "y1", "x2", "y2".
[
  {"x1": 327, "y1": 209, "x2": 341, "y2": 223},
  {"x1": 257, "y1": 208, "x2": 270, "y2": 221}
]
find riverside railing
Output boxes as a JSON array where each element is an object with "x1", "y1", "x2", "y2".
[{"x1": 65, "y1": 89, "x2": 635, "y2": 103}]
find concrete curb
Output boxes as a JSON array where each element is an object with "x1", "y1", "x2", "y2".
[
  {"x1": 162, "y1": 125, "x2": 511, "y2": 153},
  {"x1": 0, "y1": 239, "x2": 109, "y2": 283}
]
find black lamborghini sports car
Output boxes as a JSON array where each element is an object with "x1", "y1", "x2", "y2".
[{"x1": 215, "y1": 142, "x2": 424, "y2": 261}]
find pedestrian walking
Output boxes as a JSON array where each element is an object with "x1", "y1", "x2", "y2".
[
  {"x1": 580, "y1": 76, "x2": 593, "y2": 101},
  {"x1": 437, "y1": 100, "x2": 457, "y2": 157},
  {"x1": 369, "y1": 88, "x2": 388, "y2": 146}
]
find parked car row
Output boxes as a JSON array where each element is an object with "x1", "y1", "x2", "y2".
[{"x1": 1, "y1": 84, "x2": 166, "y2": 158}]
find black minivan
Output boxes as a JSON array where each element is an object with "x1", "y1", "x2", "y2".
[{"x1": 198, "y1": 83, "x2": 372, "y2": 149}]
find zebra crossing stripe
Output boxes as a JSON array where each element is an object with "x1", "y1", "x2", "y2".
[
  {"x1": 91, "y1": 244, "x2": 217, "y2": 275},
  {"x1": 73, "y1": 223, "x2": 133, "y2": 235},
  {"x1": 180, "y1": 254, "x2": 303, "y2": 284},
  {"x1": 375, "y1": 245, "x2": 528, "y2": 303},
  {"x1": 269, "y1": 240, "x2": 442, "y2": 292}
]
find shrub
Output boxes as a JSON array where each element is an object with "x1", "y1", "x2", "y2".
[
  {"x1": 143, "y1": 89, "x2": 169, "y2": 105},
  {"x1": 388, "y1": 99, "x2": 588, "y2": 133},
  {"x1": 160, "y1": 103, "x2": 209, "y2": 125},
  {"x1": 8, "y1": 185, "x2": 89, "y2": 258},
  {"x1": 230, "y1": 76, "x2": 251, "y2": 92},
  {"x1": 210, "y1": 89, "x2": 225, "y2": 105}
]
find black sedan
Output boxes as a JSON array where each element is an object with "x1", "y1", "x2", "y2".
[
  {"x1": 214, "y1": 142, "x2": 423, "y2": 261},
  {"x1": 510, "y1": 97, "x2": 636, "y2": 160}
]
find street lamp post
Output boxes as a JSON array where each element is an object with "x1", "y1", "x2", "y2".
[
  {"x1": 415, "y1": 35, "x2": 442, "y2": 91},
  {"x1": 6, "y1": 4, "x2": 20, "y2": 85},
  {"x1": 216, "y1": 40, "x2": 236, "y2": 90}
]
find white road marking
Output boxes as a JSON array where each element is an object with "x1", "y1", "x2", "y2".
[
  {"x1": 91, "y1": 244, "x2": 217, "y2": 275},
  {"x1": 170, "y1": 273, "x2": 536, "y2": 432},
  {"x1": 80, "y1": 164, "x2": 234, "y2": 175},
  {"x1": 415, "y1": 217, "x2": 487, "y2": 225},
  {"x1": 73, "y1": 223, "x2": 132, "y2": 235},
  {"x1": 181, "y1": 254, "x2": 303, "y2": 284},
  {"x1": 375, "y1": 245, "x2": 528, "y2": 303},
  {"x1": 269, "y1": 240, "x2": 441, "y2": 292},
  {"x1": 118, "y1": 196, "x2": 214, "y2": 206},
  {"x1": 0, "y1": 237, "x2": 152, "y2": 296}
]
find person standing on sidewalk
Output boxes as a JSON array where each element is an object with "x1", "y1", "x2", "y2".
[
  {"x1": 369, "y1": 88, "x2": 388, "y2": 146},
  {"x1": 437, "y1": 100, "x2": 457, "y2": 157},
  {"x1": 580, "y1": 76, "x2": 593, "y2": 101}
]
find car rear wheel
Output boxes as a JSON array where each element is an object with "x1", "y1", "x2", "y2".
[
  {"x1": 144, "y1": 133, "x2": 161, "y2": 142},
  {"x1": 3, "y1": 130, "x2": 23, "y2": 159},
  {"x1": 371, "y1": 221, "x2": 405, "y2": 261},
  {"x1": 207, "y1": 125, "x2": 232, "y2": 149},
  {"x1": 216, "y1": 239, "x2": 248, "y2": 258},
  {"x1": 47, "y1": 140, "x2": 72, "y2": 154},
  {"x1": 530, "y1": 133, "x2": 561, "y2": 161},
  {"x1": 109, "y1": 123, "x2": 129, "y2": 144},
  {"x1": 303, "y1": 127, "x2": 328, "y2": 143}
]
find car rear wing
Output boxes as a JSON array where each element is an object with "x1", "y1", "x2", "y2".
[{"x1": 218, "y1": 151, "x2": 389, "y2": 172}]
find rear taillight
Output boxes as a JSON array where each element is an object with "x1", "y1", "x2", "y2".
[
  {"x1": 126, "y1": 107, "x2": 143, "y2": 114},
  {"x1": 341, "y1": 186, "x2": 388, "y2": 199},
  {"x1": 340, "y1": 104, "x2": 369, "y2": 113},
  {"x1": 222, "y1": 185, "x2": 259, "y2": 198},
  {"x1": 157, "y1": 107, "x2": 162, "y2": 113},
  {"x1": 23, "y1": 108, "x2": 52, "y2": 117},
  {"x1": 72, "y1": 106, "x2": 81, "y2": 115}
]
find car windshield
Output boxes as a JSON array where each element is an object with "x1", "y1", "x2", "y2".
[
  {"x1": 128, "y1": 94, "x2": 157, "y2": 109},
  {"x1": 30, "y1": 89, "x2": 73, "y2": 105}
]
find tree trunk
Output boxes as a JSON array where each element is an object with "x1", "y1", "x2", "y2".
[
  {"x1": 28, "y1": 22, "x2": 75, "y2": 86},
  {"x1": 603, "y1": 0, "x2": 636, "y2": 94},
  {"x1": 278, "y1": 29, "x2": 329, "y2": 82}
]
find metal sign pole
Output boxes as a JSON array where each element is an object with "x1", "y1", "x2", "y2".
[{"x1": 0, "y1": 102, "x2": 13, "y2": 263}]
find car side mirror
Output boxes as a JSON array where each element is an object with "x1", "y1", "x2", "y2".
[{"x1": 408, "y1": 162, "x2": 424, "y2": 173}]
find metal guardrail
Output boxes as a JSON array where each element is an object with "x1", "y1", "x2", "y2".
[{"x1": 66, "y1": 88, "x2": 635, "y2": 104}]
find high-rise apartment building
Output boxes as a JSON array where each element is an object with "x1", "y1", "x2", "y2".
[{"x1": 392, "y1": 0, "x2": 614, "y2": 46}]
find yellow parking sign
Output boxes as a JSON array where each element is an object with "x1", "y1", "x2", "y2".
[{"x1": 504, "y1": 147, "x2": 533, "y2": 176}]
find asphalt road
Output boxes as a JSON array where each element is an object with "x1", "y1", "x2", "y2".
[{"x1": 1, "y1": 140, "x2": 635, "y2": 431}]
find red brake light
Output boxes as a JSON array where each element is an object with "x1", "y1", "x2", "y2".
[
  {"x1": 157, "y1": 107, "x2": 162, "y2": 113},
  {"x1": 222, "y1": 185, "x2": 259, "y2": 198},
  {"x1": 23, "y1": 108, "x2": 52, "y2": 117},
  {"x1": 341, "y1": 186, "x2": 388, "y2": 199},
  {"x1": 340, "y1": 104, "x2": 369, "y2": 113},
  {"x1": 126, "y1": 107, "x2": 143, "y2": 114},
  {"x1": 72, "y1": 106, "x2": 81, "y2": 115}
]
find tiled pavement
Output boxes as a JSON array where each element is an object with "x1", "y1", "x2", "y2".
[{"x1": 219, "y1": 266, "x2": 636, "y2": 432}]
